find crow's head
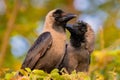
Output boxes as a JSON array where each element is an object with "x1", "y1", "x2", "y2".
[
  {"x1": 53, "y1": 9, "x2": 76, "y2": 24},
  {"x1": 45, "y1": 9, "x2": 76, "y2": 26},
  {"x1": 66, "y1": 21, "x2": 87, "y2": 36},
  {"x1": 66, "y1": 21, "x2": 88, "y2": 48}
]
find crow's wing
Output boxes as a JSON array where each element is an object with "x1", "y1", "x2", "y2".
[{"x1": 21, "y1": 32, "x2": 52, "y2": 69}]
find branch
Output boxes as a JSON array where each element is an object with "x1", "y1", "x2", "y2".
[{"x1": 0, "y1": 0, "x2": 20, "y2": 67}]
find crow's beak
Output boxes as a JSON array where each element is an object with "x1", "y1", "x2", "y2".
[
  {"x1": 66, "y1": 24, "x2": 80, "y2": 35},
  {"x1": 60, "y1": 13, "x2": 76, "y2": 22},
  {"x1": 66, "y1": 24, "x2": 74, "y2": 33}
]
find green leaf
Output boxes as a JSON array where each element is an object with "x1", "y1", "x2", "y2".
[
  {"x1": 19, "y1": 69, "x2": 28, "y2": 76},
  {"x1": 25, "y1": 68, "x2": 31, "y2": 73},
  {"x1": 50, "y1": 69, "x2": 59, "y2": 73},
  {"x1": 32, "y1": 69, "x2": 48, "y2": 76},
  {"x1": 5, "y1": 73, "x2": 14, "y2": 80}
]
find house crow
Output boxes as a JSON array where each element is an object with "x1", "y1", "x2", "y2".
[
  {"x1": 59, "y1": 21, "x2": 95, "y2": 73},
  {"x1": 21, "y1": 9, "x2": 76, "y2": 73}
]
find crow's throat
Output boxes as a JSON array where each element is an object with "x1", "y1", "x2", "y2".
[
  {"x1": 53, "y1": 22, "x2": 66, "y2": 33},
  {"x1": 70, "y1": 34, "x2": 85, "y2": 48}
]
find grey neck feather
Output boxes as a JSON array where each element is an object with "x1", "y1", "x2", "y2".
[{"x1": 53, "y1": 22, "x2": 66, "y2": 33}]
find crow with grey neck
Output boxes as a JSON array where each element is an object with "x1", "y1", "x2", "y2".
[
  {"x1": 21, "y1": 9, "x2": 76, "y2": 73},
  {"x1": 59, "y1": 21, "x2": 95, "y2": 73}
]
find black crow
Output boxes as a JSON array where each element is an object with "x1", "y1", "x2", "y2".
[
  {"x1": 21, "y1": 9, "x2": 76, "y2": 73},
  {"x1": 59, "y1": 21, "x2": 95, "y2": 73}
]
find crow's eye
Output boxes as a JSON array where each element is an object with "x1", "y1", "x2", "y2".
[
  {"x1": 53, "y1": 13, "x2": 60, "y2": 18},
  {"x1": 53, "y1": 13, "x2": 62, "y2": 22}
]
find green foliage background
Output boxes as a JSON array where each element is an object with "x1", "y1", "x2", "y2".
[{"x1": 0, "y1": 0, "x2": 120, "y2": 79}]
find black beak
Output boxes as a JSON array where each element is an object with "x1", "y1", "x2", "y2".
[
  {"x1": 66, "y1": 24, "x2": 74, "y2": 33},
  {"x1": 60, "y1": 13, "x2": 76, "y2": 22},
  {"x1": 66, "y1": 24, "x2": 80, "y2": 35}
]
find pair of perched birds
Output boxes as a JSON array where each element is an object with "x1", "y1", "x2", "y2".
[{"x1": 21, "y1": 9, "x2": 95, "y2": 74}]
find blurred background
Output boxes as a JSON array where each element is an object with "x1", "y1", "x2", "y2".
[{"x1": 0, "y1": 0, "x2": 120, "y2": 79}]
